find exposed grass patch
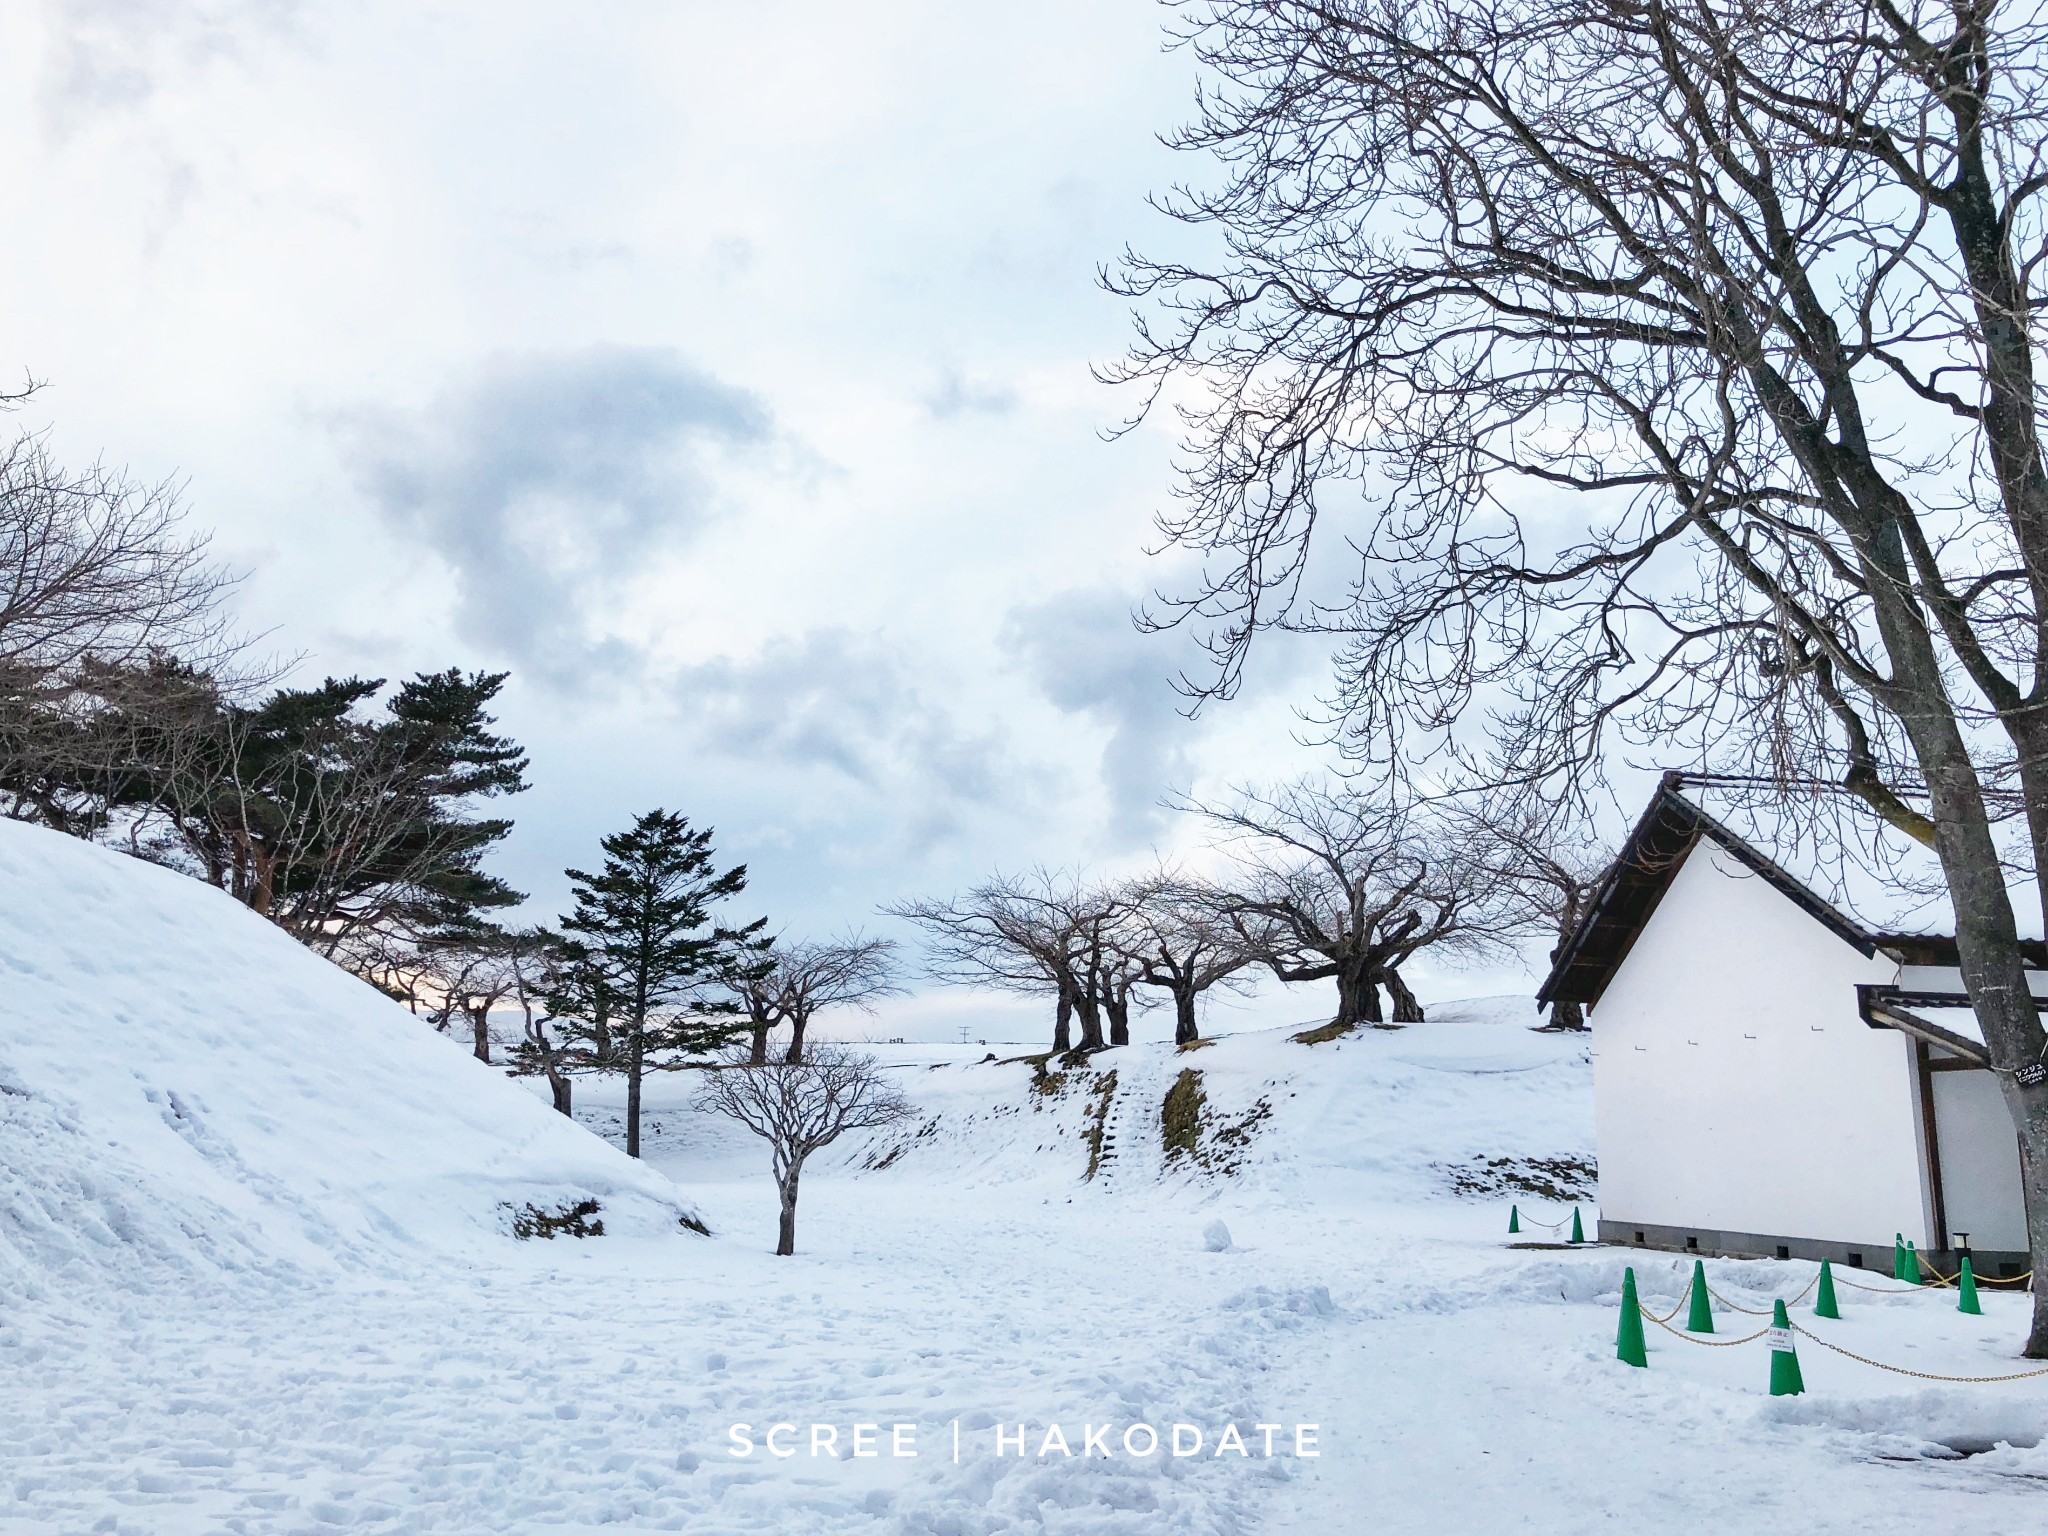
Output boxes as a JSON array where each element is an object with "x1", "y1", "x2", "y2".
[
  {"x1": 1177, "y1": 1038, "x2": 1216, "y2": 1052},
  {"x1": 503, "y1": 1198, "x2": 605, "y2": 1240},
  {"x1": 1161, "y1": 1068, "x2": 1273, "y2": 1174},
  {"x1": 1441, "y1": 1154, "x2": 1597, "y2": 1202},
  {"x1": 858, "y1": 1114, "x2": 941, "y2": 1171},
  {"x1": 1291, "y1": 1020, "x2": 1357, "y2": 1046},
  {"x1": 1081, "y1": 1070, "x2": 1118, "y2": 1181},
  {"x1": 1161, "y1": 1068, "x2": 1207, "y2": 1161},
  {"x1": 1200, "y1": 1097, "x2": 1274, "y2": 1176},
  {"x1": 995, "y1": 1052, "x2": 1069, "y2": 1099},
  {"x1": 677, "y1": 1211, "x2": 710, "y2": 1236}
]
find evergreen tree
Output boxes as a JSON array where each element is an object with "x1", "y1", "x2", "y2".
[
  {"x1": 558, "y1": 809, "x2": 766, "y2": 1157},
  {"x1": 12, "y1": 660, "x2": 529, "y2": 961}
]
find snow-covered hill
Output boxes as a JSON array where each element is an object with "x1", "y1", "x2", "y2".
[
  {"x1": 0, "y1": 819, "x2": 696, "y2": 1301},
  {"x1": 3, "y1": 832, "x2": 2044, "y2": 1535}
]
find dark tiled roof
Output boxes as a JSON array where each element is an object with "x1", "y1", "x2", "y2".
[{"x1": 1536, "y1": 777, "x2": 1878, "y2": 1008}]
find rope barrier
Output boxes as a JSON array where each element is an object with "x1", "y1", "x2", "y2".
[{"x1": 1788, "y1": 1323, "x2": 2048, "y2": 1384}]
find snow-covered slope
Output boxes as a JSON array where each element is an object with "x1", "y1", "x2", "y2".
[
  {"x1": 0, "y1": 820, "x2": 695, "y2": 1298},
  {"x1": 6, "y1": 883, "x2": 2044, "y2": 1536}
]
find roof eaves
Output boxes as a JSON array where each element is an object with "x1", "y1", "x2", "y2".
[
  {"x1": 1535, "y1": 780, "x2": 1702, "y2": 1008},
  {"x1": 1538, "y1": 779, "x2": 1880, "y2": 1009},
  {"x1": 1855, "y1": 984, "x2": 1990, "y2": 1066}
]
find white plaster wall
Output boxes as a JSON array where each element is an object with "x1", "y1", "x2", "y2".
[
  {"x1": 1931, "y1": 1072, "x2": 2030, "y2": 1252},
  {"x1": 1592, "y1": 844, "x2": 1929, "y2": 1248}
]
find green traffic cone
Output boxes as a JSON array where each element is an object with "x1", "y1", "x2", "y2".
[
  {"x1": 1815, "y1": 1259, "x2": 1840, "y2": 1320},
  {"x1": 1767, "y1": 1299, "x2": 1804, "y2": 1396},
  {"x1": 1570, "y1": 1207, "x2": 1585, "y2": 1244},
  {"x1": 1958, "y1": 1255, "x2": 1982, "y2": 1315},
  {"x1": 1893, "y1": 1233, "x2": 1905, "y2": 1280},
  {"x1": 1686, "y1": 1258, "x2": 1714, "y2": 1333},
  {"x1": 1616, "y1": 1267, "x2": 1648, "y2": 1368},
  {"x1": 1903, "y1": 1240, "x2": 1922, "y2": 1285},
  {"x1": 1509, "y1": 1204, "x2": 1520, "y2": 1235}
]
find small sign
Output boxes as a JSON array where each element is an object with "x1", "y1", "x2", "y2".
[
  {"x1": 2018, "y1": 1062, "x2": 2047, "y2": 1088},
  {"x1": 1766, "y1": 1326, "x2": 1794, "y2": 1354}
]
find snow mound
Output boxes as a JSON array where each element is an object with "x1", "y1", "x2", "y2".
[{"x1": 0, "y1": 820, "x2": 696, "y2": 1297}]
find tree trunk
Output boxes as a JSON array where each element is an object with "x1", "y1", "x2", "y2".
[
  {"x1": 776, "y1": 1170, "x2": 800, "y2": 1256},
  {"x1": 749, "y1": 1020, "x2": 770, "y2": 1065},
  {"x1": 1385, "y1": 969, "x2": 1424, "y2": 1024},
  {"x1": 470, "y1": 1004, "x2": 491, "y2": 1063},
  {"x1": 1173, "y1": 987, "x2": 1200, "y2": 1046},
  {"x1": 1543, "y1": 998, "x2": 1586, "y2": 1032},
  {"x1": 249, "y1": 846, "x2": 276, "y2": 918},
  {"x1": 784, "y1": 1015, "x2": 809, "y2": 1064},
  {"x1": 1053, "y1": 990, "x2": 1073, "y2": 1053},
  {"x1": 1874, "y1": 624, "x2": 2048, "y2": 1352},
  {"x1": 1106, "y1": 986, "x2": 1130, "y2": 1048},
  {"x1": 549, "y1": 1070, "x2": 572, "y2": 1117},
  {"x1": 1543, "y1": 921, "x2": 1587, "y2": 1030},
  {"x1": 1334, "y1": 963, "x2": 1379, "y2": 1028},
  {"x1": 625, "y1": 1032, "x2": 644, "y2": 1159},
  {"x1": 1075, "y1": 992, "x2": 1105, "y2": 1053}
]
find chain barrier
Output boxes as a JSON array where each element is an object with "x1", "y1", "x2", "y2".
[
  {"x1": 1704, "y1": 1275, "x2": 1819, "y2": 1315},
  {"x1": 1787, "y1": 1323, "x2": 2048, "y2": 1384},
  {"x1": 1637, "y1": 1295, "x2": 2048, "y2": 1379},
  {"x1": 1915, "y1": 1263, "x2": 2037, "y2": 1289},
  {"x1": 1833, "y1": 1268, "x2": 2034, "y2": 1293},
  {"x1": 1622, "y1": 1263, "x2": 2048, "y2": 1383},
  {"x1": 1640, "y1": 1293, "x2": 1687, "y2": 1325},
  {"x1": 1641, "y1": 1310, "x2": 1772, "y2": 1347},
  {"x1": 1832, "y1": 1275, "x2": 1928, "y2": 1294}
]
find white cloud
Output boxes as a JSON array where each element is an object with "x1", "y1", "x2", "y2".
[{"x1": 342, "y1": 347, "x2": 772, "y2": 687}]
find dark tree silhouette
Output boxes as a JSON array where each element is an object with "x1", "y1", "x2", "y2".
[
  {"x1": 558, "y1": 809, "x2": 764, "y2": 1158},
  {"x1": 1110, "y1": 0, "x2": 2048, "y2": 1349}
]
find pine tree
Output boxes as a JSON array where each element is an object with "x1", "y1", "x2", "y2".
[{"x1": 558, "y1": 810, "x2": 765, "y2": 1157}]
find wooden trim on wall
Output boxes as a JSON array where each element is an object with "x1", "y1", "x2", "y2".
[{"x1": 1916, "y1": 1040, "x2": 1948, "y2": 1249}]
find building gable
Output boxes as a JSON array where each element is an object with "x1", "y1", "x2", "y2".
[{"x1": 1538, "y1": 776, "x2": 1876, "y2": 1009}]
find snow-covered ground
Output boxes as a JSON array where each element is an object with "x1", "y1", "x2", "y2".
[{"x1": 3, "y1": 822, "x2": 2046, "y2": 1533}]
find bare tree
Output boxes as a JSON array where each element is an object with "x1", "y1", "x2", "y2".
[
  {"x1": 504, "y1": 929, "x2": 576, "y2": 1117},
  {"x1": 695, "y1": 1045, "x2": 914, "y2": 1255},
  {"x1": 1110, "y1": 0, "x2": 2048, "y2": 1347},
  {"x1": 416, "y1": 929, "x2": 525, "y2": 1063},
  {"x1": 0, "y1": 434, "x2": 242, "y2": 834},
  {"x1": 724, "y1": 959, "x2": 788, "y2": 1066},
  {"x1": 890, "y1": 872, "x2": 1122, "y2": 1054},
  {"x1": 721, "y1": 935, "x2": 904, "y2": 1063},
  {"x1": 772, "y1": 936, "x2": 904, "y2": 1063},
  {"x1": 1117, "y1": 873, "x2": 1266, "y2": 1045},
  {"x1": 0, "y1": 434, "x2": 234, "y2": 677},
  {"x1": 1439, "y1": 787, "x2": 1613, "y2": 1031},
  {"x1": 1189, "y1": 781, "x2": 1507, "y2": 1028}
]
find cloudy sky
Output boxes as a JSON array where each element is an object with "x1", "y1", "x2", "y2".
[{"x1": 1, "y1": 1, "x2": 1536, "y2": 1034}]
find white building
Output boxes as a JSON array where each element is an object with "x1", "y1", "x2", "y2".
[{"x1": 1538, "y1": 777, "x2": 2034, "y2": 1277}]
